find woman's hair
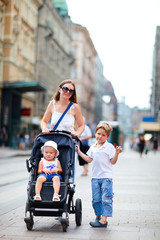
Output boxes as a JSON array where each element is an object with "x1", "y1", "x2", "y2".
[
  {"x1": 95, "y1": 122, "x2": 112, "y2": 136},
  {"x1": 53, "y1": 79, "x2": 77, "y2": 103}
]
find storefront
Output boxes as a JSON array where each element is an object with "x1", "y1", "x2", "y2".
[
  {"x1": 139, "y1": 121, "x2": 160, "y2": 144},
  {"x1": 139, "y1": 122, "x2": 160, "y2": 133},
  {"x1": 0, "y1": 81, "x2": 46, "y2": 147}
]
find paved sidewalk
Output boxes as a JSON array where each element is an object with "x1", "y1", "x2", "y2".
[
  {"x1": 0, "y1": 147, "x2": 31, "y2": 159},
  {"x1": 0, "y1": 145, "x2": 160, "y2": 239}
]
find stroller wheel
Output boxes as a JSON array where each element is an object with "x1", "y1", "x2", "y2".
[
  {"x1": 62, "y1": 222, "x2": 67, "y2": 232},
  {"x1": 61, "y1": 218, "x2": 68, "y2": 232},
  {"x1": 26, "y1": 221, "x2": 34, "y2": 231},
  {"x1": 75, "y1": 198, "x2": 82, "y2": 226},
  {"x1": 24, "y1": 211, "x2": 34, "y2": 231}
]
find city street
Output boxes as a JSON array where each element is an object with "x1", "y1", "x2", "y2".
[
  {"x1": 0, "y1": 144, "x2": 160, "y2": 239},
  {"x1": 0, "y1": 155, "x2": 29, "y2": 215}
]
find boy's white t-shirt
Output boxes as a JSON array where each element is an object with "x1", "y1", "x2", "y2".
[{"x1": 87, "y1": 140, "x2": 116, "y2": 179}]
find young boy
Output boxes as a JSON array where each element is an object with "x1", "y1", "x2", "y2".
[
  {"x1": 34, "y1": 140, "x2": 62, "y2": 201},
  {"x1": 77, "y1": 122, "x2": 122, "y2": 227}
]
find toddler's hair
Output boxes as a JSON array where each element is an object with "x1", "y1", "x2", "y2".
[{"x1": 95, "y1": 122, "x2": 112, "y2": 136}]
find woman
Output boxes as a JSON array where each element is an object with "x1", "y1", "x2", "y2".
[{"x1": 41, "y1": 79, "x2": 84, "y2": 137}]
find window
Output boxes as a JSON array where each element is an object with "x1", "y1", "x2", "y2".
[
  {"x1": 73, "y1": 31, "x2": 77, "y2": 40},
  {"x1": 14, "y1": 0, "x2": 19, "y2": 9},
  {"x1": 0, "y1": 11, "x2": 4, "y2": 40},
  {"x1": 71, "y1": 67, "x2": 77, "y2": 78},
  {"x1": 23, "y1": 35, "x2": 28, "y2": 59}
]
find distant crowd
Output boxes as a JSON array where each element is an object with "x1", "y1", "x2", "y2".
[
  {"x1": 130, "y1": 134, "x2": 159, "y2": 157},
  {"x1": 0, "y1": 126, "x2": 40, "y2": 150}
]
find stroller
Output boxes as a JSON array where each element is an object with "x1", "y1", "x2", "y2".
[{"x1": 24, "y1": 130, "x2": 82, "y2": 232}]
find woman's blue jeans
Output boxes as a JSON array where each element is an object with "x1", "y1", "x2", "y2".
[{"x1": 91, "y1": 178, "x2": 113, "y2": 217}]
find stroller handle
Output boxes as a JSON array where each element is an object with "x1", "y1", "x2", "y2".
[
  {"x1": 50, "y1": 129, "x2": 70, "y2": 134},
  {"x1": 50, "y1": 130, "x2": 80, "y2": 142}
]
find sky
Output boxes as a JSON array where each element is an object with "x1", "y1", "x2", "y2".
[{"x1": 66, "y1": 0, "x2": 160, "y2": 109}]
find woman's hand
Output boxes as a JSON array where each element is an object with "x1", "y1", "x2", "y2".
[
  {"x1": 70, "y1": 130, "x2": 79, "y2": 137},
  {"x1": 42, "y1": 127, "x2": 51, "y2": 133}
]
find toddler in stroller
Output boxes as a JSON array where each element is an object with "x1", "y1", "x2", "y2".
[
  {"x1": 24, "y1": 130, "x2": 82, "y2": 232},
  {"x1": 34, "y1": 140, "x2": 62, "y2": 202}
]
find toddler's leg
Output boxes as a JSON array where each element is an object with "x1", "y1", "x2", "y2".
[
  {"x1": 52, "y1": 175, "x2": 60, "y2": 194},
  {"x1": 35, "y1": 175, "x2": 47, "y2": 195},
  {"x1": 52, "y1": 176, "x2": 61, "y2": 201}
]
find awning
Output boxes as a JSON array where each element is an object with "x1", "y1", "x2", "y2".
[
  {"x1": 139, "y1": 122, "x2": 160, "y2": 131},
  {"x1": 2, "y1": 81, "x2": 46, "y2": 92}
]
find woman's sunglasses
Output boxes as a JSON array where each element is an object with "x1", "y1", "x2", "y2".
[{"x1": 61, "y1": 86, "x2": 74, "y2": 95}]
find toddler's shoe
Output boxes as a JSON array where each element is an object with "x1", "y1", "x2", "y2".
[
  {"x1": 52, "y1": 193, "x2": 61, "y2": 201},
  {"x1": 89, "y1": 220, "x2": 108, "y2": 228},
  {"x1": 34, "y1": 194, "x2": 42, "y2": 201}
]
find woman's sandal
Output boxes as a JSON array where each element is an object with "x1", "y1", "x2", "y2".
[
  {"x1": 52, "y1": 193, "x2": 61, "y2": 202},
  {"x1": 34, "y1": 194, "x2": 42, "y2": 201}
]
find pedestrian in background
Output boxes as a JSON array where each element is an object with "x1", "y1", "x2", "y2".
[
  {"x1": 152, "y1": 135, "x2": 158, "y2": 153},
  {"x1": 25, "y1": 134, "x2": 30, "y2": 150},
  {"x1": 138, "y1": 134, "x2": 146, "y2": 157},
  {"x1": 145, "y1": 141, "x2": 150, "y2": 155},
  {"x1": 78, "y1": 118, "x2": 92, "y2": 176},
  {"x1": 0, "y1": 127, "x2": 2, "y2": 146},
  {"x1": 40, "y1": 79, "x2": 84, "y2": 137},
  {"x1": 19, "y1": 131, "x2": 25, "y2": 150},
  {"x1": 77, "y1": 122, "x2": 122, "y2": 228},
  {"x1": 0, "y1": 126, "x2": 8, "y2": 147}
]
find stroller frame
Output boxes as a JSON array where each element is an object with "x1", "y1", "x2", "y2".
[{"x1": 24, "y1": 130, "x2": 82, "y2": 232}]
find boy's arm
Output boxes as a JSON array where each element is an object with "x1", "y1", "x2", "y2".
[
  {"x1": 110, "y1": 146, "x2": 122, "y2": 165},
  {"x1": 77, "y1": 145, "x2": 93, "y2": 163}
]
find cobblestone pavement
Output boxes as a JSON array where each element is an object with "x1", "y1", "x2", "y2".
[{"x1": 0, "y1": 145, "x2": 160, "y2": 239}]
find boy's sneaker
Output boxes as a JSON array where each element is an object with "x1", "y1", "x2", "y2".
[{"x1": 89, "y1": 220, "x2": 108, "y2": 228}]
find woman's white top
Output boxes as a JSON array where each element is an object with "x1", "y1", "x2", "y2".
[
  {"x1": 42, "y1": 157, "x2": 58, "y2": 171},
  {"x1": 87, "y1": 140, "x2": 116, "y2": 179},
  {"x1": 50, "y1": 99, "x2": 75, "y2": 131}
]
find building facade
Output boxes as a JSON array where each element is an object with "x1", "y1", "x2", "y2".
[
  {"x1": 151, "y1": 26, "x2": 160, "y2": 122},
  {"x1": 94, "y1": 56, "x2": 104, "y2": 123},
  {"x1": 0, "y1": 0, "x2": 72, "y2": 146},
  {"x1": 71, "y1": 23, "x2": 97, "y2": 124},
  {"x1": 35, "y1": 0, "x2": 73, "y2": 117},
  {"x1": 131, "y1": 107, "x2": 151, "y2": 135},
  {"x1": 118, "y1": 97, "x2": 132, "y2": 138},
  {"x1": 0, "y1": 0, "x2": 43, "y2": 146},
  {"x1": 102, "y1": 78, "x2": 118, "y2": 121}
]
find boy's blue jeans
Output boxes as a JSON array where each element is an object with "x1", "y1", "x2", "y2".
[{"x1": 91, "y1": 178, "x2": 113, "y2": 217}]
